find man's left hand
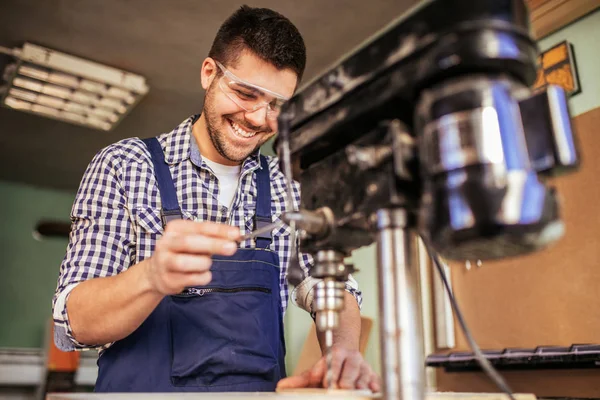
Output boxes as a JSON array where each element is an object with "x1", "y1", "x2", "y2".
[{"x1": 276, "y1": 345, "x2": 381, "y2": 392}]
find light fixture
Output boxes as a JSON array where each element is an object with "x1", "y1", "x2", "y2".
[{"x1": 0, "y1": 43, "x2": 149, "y2": 131}]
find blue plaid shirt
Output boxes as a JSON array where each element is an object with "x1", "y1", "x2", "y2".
[{"x1": 53, "y1": 115, "x2": 361, "y2": 351}]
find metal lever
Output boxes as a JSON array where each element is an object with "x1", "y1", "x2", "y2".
[
  {"x1": 238, "y1": 209, "x2": 333, "y2": 243},
  {"x1": 238, "y1": 218, "x2": 305, "y2": 288},
  {"x1": 238, "y1": 220, "x2": 284, "y2": 242}
]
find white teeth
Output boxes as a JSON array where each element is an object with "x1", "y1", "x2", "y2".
[{"x1": 230, "y1": 120, "x2": 256, "y2": 138}]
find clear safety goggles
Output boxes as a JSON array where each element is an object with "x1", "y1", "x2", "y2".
[{"x1": 215, "y1": 60, "x2": 289, "y2": 120}]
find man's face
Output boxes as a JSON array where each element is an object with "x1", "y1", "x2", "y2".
[{"x1": 199, "y1": 50, "x2": 297, "y2": 165}]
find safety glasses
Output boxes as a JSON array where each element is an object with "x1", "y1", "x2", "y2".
[{"x1": 215, "y1": 60, "x2": 289, "y2": 120}]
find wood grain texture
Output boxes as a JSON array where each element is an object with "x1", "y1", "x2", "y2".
[
  {"x1": 45, "y1": 392, "x2": 536, "y2": 400},
  {"x1": 436, "y1": 369, "x2": 600, "y2": 398},
  {"x1": 527, "y1": 0, "x2": 600, "y2": 38}
]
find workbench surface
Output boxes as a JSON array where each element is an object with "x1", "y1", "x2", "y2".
[{"x1": 46, "y1": 391, "x2": 536, "y2": 400}]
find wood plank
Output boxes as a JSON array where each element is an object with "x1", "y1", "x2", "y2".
[
  {"x1": 437, "y1": 369, "x2": 600, "y2": 398},
  {"x1": 528, "y1": 0, "x2": 554, "y2": 10},
  {"x1": 526, "y1": 0, "x2": 600, "y2": 38},
  {"x1": 46, "y1": 392, "x2": 536, "y2": 400}
]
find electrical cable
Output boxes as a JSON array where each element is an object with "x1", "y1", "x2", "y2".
[
  {"x1": 276, "y1": 111, "x2": 305, "y2": 286},
  {"x1": 421, "y1": 236, "x2": 516, "y2": 400}
]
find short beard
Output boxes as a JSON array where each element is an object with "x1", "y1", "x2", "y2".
[{"x1": 203, "y1": 83, "x2": 269, "y2": 164}]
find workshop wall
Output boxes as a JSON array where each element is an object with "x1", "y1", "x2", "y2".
[{"x1": 0, "y1": 180, "x2": 74, "y2": 348}]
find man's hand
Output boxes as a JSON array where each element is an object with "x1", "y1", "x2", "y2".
[
  {"x1": 277, "y1": 345, "x2": 381, "y2": 392},
  {"x1": 144, "y1": 220, "x2": 241, "y2": 295}
]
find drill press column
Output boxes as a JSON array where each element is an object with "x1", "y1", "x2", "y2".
[{"x1": 375, "y1": 208, "x2": 425, "y2": 400}]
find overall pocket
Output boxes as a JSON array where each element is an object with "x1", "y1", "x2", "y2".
[{"x1": 169, "y1": 277, "x2": 280, "y2": 388}]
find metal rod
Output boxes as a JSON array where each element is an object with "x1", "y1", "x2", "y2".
[
  {"x1": 325, "y1": 328, "x2": 334, "y2": 388},
  {"x1": 417, "y1": 236, "x2": 436, "y2": 390},
  {"x1": 0, "y1": 46, "x2": 18, "y2": 57},
  {"x1": 374, "y1": 208, "x2": 425, "y2": 400},
  {"x1": 238, "y1": 220, "x2": 284, "y2": 242},
  {"x1": 433, "y1": 256, "x2": 455, "y2": 350}
]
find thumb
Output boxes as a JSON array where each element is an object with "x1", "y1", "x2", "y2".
[
  {"x1": 277, "y1": 370, "x2": 311, "y2": 390},
  {"x1": 309, "y1": 356, "x2": 326, "y2": 386}
]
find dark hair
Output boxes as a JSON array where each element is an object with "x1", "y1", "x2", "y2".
[{"x1": 209, "y1": 5, "x2": 306, "y2": 81}]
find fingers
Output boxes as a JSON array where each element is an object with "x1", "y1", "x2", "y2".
[
  {"x1": 355, "y1": 362, "x2": 372, "y2": 390},
  {"x1": 277, "y1": 361, "x2": 325, "y2": 391},
  {"x1": 276, "y1": 370, "x2": 311, "y2": 390},
  {"x1": 161, "y1": 233, "x2": 238, "y2": 256},
  {"x1": 165, "y1": 254, "x2": 213, "y2": 273},
  {"x1": 322, "y1": 347, "x2": 345, "y2": 389},
  {"x1": 182, "y1": 271, "x2": 213, "y2": 288},
  {"x1": 309, "y1": 357, "x2": 326, "y2": 387},
  {"x1": 147, "y1": 220, "x2": 241, "y2": 295},
  {"x1": 369, "y1": 372, "x2": 382, "y2": 393},
  {"x1": 165, "y1": 219, "x2": 240, "y2": 240},
  {"x1": 338, "y1": 352, "x2": 363, "y2": 389},
  {"x1": 277, "y1": 351, "x2": 381, "y2": 393},
  {"x1": 317, "y1": 347, "x2": 381, "y2": 392}
]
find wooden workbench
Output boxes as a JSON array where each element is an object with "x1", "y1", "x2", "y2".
[{"x1": 46, "y1": 391, "x2": 536, "y2": 400}]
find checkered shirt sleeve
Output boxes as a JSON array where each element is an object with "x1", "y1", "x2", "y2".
[{"x1": 52, "y1": 143, "x2": 134, "y2": 351}]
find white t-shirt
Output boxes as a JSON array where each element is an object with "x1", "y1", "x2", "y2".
[{"x1": 202, "y1": 158, "x2": 242, "y2": 210}]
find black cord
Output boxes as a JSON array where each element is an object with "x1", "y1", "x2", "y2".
[
  {"x1": 421, "y1": 236, "x2": 517, "y2": 400},
  {"x1": 277, "y1": 112, "x2": 305, "y2": 287}
]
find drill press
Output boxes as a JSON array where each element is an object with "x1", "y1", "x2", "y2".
[{"x1": 277, "y1": 0, "x2": 579, "y2": 398}]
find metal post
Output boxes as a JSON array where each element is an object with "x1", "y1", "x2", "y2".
[
  {"x1": 417, "y1": 236, "x2": 437, "y2": 390},
  {"x1": 374, "y1": 208, "x2": 425, "y2": 400}
]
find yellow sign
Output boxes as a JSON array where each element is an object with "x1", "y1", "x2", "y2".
[{"x1": 533, "y1": 41, "x2": 580, "y2": 96}]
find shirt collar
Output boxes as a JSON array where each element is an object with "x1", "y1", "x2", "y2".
[
  {"x1": 162, "y1": 115, "x2": 197, "y2": 165},
  {"x1": 189, "y1": 128, "x2": 203, "y2": 168}
]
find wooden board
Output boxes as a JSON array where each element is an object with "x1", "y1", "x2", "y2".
[
  {"x1": 526, "y1": 0, "x2": 600, "y2": 38},
  {"x1": 436, "y1": 369, "x2": 600, "y2": 398},
  {"x1": 435, "y1": 106, "x2": 600, "y2": 396},
  {"x1": 46, "y1": 392, "x2": 536, "y2": 400},
  {"x1": 276, "y1": 388, "x2": 374, "y2": 397}
]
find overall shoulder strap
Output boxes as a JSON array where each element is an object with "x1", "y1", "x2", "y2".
[
  {"x1": 254, "y1": 155, "x2": 273, "y2": 248},
  {"x1": 142, "y1": 137, "x2": 182, "y2": 227}
]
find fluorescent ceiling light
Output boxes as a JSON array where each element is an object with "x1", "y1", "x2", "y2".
[{"x1": 0, "y1": 43, "x2": 149, "y2": 131}]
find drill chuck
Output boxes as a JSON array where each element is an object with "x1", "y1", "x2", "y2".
[{"x1": 314, "y1": 278, "x2": 346, "y2": 332}]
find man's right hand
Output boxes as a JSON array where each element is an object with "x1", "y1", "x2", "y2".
[{"x1": 145, "y1": 220, "x2": 241, "y2": 295}]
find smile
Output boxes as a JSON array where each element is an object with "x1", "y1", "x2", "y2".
[{"x1": 228, "y1": 119, "x2": 257, "y2": 139}]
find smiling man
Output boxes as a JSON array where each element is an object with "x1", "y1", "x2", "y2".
[{"x1": 52, "y1": 5, "x2": 379, "y2": 393}]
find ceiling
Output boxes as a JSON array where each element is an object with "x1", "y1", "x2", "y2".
[{"x1": 0, "y1": 0, "x2": 417, "y2": 192}]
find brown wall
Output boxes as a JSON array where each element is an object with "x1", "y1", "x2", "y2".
[{"x1": 435, "y1": 106, "x2": 600, "y2": 397}]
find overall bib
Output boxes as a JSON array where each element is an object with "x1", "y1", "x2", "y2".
[{"x1": 94, "y1": 137, "x2": 286, "y2": 392}]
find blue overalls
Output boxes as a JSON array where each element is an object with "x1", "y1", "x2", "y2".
[{"x1": 94, "y1": 137, "x2": 286, "y2": 392}]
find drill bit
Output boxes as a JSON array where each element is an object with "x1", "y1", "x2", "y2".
[{"x1": 325, "y1": 328, "x2": 334, "y2": 389}]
